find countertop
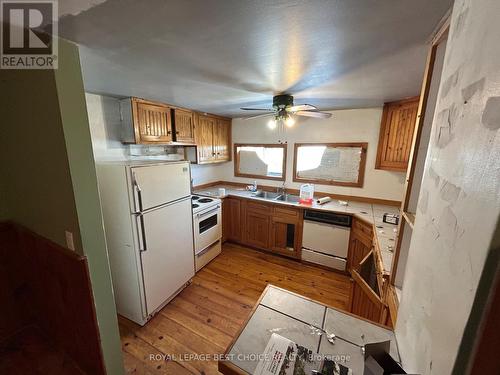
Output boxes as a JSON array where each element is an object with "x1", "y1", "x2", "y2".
[
  {"x1": 220, "y1": 285, "x2": 400, "y2": 374},
  {"x1": 194, "y1": 184, "x2": 399, "y2": 275}
]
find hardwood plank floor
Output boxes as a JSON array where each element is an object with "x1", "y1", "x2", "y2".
[{"x1": 119, "y1": 243, "x2": 351, "y2": 374}]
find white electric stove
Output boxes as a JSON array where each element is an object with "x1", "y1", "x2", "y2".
[{"x1": 191, "y1": 195, "x2": 222, "y2": 271}]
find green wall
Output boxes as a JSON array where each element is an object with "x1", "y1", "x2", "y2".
[
  {"x1": 55, "y1": 38, "x2": 124, "y2": 375},
  {"x1": 0, "y1": 64, "x2": 83, "y2": 253},
  {"x1": 0, "y1": 39, "x2": 124, "y2": 375}
]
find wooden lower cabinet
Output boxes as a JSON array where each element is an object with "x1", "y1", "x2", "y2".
[
  {"x1": 245, "y1": 210, "x2": 270, "y2": 249},
  {"x1": 222, "y1": 197, "x2": 242, "y2": 242},
  {"x1": 223, "y1": 197, "x2": 302, "y2": 259},
  {"x1": 347, "y1": 219, "x2": 373, "y2": 272},
  {"x1": 350, "y1": 273, "x2": 384, "y2": 323},
  {"x1": 269, "y1": 215, "x2": 302, "y2": 259}
]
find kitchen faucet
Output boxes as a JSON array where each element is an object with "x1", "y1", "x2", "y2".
[{"x1": 276, "y1": 181, "x2": 286, "y2": 195}]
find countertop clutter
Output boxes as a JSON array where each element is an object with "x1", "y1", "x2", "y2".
[{"x1": 194, "y1": 184, "x2": 399, "y2": 275}]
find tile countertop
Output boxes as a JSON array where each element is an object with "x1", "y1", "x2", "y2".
[{"x1": 194, "y1": 185, "x2": 399, "y2": 275}]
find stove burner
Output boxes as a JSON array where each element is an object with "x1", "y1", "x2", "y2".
[
  {"x1": 192, "y1": 204, "x2": 199, "y2": 209},
  {"x1": 198, "y1": 198, "x2": 213, "y2": 203},
  {"x1": 192, "y1": 196, "x2": 200, "y2": 201}
]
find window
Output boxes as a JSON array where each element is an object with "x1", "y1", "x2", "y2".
[
  {"x1": 234, "y1": 144, "x2": 287, "y2": 181},
  {"x1": 293, "y1": 143, "x2": 367, "y2": 187}
]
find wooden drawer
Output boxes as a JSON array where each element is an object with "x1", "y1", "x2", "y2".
[
  {"x1": 246, "y1": 200, "x2": 272, "y2": 214},
  {"x1": 353, "y1": 218, "x2": 373, "y2": 238},
  {"x1": 273, "y1": 205, "x2": 300, "y2": 219}
]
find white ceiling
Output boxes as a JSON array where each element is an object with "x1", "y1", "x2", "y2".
[{"x1": 58, "y1": 0, "x2": 453, "y2": 117}]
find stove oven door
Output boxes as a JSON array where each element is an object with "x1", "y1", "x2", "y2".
[{"x1": 193, "y1": 203, "x2": 222, "y2": 254}]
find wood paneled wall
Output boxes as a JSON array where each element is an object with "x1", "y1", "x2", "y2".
[{"x1": 0, "y1": 222, "x2": 106, "y2": 375}]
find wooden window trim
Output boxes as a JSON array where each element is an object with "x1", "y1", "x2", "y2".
[
  {"x1": 293, "y1": 142, "x2": 368, "y2": 187},
  {"x1": 233, "y1": 143, "x2": 287, "y2": 181}
]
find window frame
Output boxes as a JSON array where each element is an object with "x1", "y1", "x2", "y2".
[
  {"x1": 292, "y1": 142, "x2": 368, "y2": 187},
  {"x1": 233, "y1": 143, "x2": 287, "y2": 181}
]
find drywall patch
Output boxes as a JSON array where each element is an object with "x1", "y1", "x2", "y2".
[
  {"x1": 440, "y1": 68, "x2": 460, "y2": 99},
  {"x1": 481, "y1": 97, "x2": 500, "y2": 130},
  {"x1": 439, "y1": 180, "x2": 461, "y2": 204},
  {"x1": 427, "y1": 166, "x2": 440, "y2": 188},
  {"x1": 461, "y1": 78, "x2": 485, "y2": 102},
  {"x1": 435, "y1": 104, "x2": 458, "y2": 148}
]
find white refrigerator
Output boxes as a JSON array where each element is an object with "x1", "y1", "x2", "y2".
[{"x1": 97, "y1": 161, "x2": 194, "y2": 325}]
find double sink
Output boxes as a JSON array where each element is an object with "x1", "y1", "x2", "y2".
[{"x1": 251, "y1": 190, "x2": 301, "y2": 203}]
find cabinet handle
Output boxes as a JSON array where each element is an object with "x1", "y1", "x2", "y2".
[
  {"x1": 176, "y1": 131, "x2": 180, "y2": 135},
  {"x1": 167, "y1": 131, "x2": 172, "y2": 135}
]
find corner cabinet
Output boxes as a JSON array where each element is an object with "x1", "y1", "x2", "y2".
[
  {"x1": 194, "y1": 114, "x2": 231, "y2": 164},
  {"x1": 347, "y1": 218, "x2": 388, "y2": 325},
  {"x1": 375, "y1": 97, "x2": 419, "y2": 171}
]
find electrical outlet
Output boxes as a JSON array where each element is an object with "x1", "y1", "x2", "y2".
[{"x1": 65, "y1": 231, "x2": 75, "y2": 251}]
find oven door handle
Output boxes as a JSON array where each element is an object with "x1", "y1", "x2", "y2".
[{"x1": 197, "y1": 205, "x2": 221, "y2": 219}]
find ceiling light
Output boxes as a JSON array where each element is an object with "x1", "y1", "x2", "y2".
[
  {"x1": 267, "y1": 118, "x2": 277, "y2": 129},
  {"x1": 285, "y1": 116, "x2": 295, "y2": 127}
]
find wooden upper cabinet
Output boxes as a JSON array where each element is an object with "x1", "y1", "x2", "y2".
[
  {"x1": 375, "y1": 97, "x2": 419, "y2": 171},
  {"x1": 194, "y1": 114, "x2": 231, "y2": 164},
  {"x1": 173, "y1": 108, "x2": 195, "y2": 144},
  {"x1": 130, "y1": 98, "x2": 173, "y2": 144},
  {"x1": 214, "y1": 118, "x2": 231, "y2": 161},
  {"x1": 195, "y1": 114, "x2": 216, "y2": 163}
]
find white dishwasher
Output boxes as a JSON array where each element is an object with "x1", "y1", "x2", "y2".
[{"x1": 301, "y1": 209, "x2": 352, "y2": 271}]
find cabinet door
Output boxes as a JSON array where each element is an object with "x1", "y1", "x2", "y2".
[
  {"x1": 270, "y1": 216, "x2": 300, "y2": 259},
  {"x1": 223, "y1": 198, "x2": 242, "y2": 242},
  {"x1": 245, "y1": 211, "x2": 270, "y2": 249},
  {"x1": 133, "y1": 100, "x2": 172, "y2": 143},
  {"x1": 196, "y1": 115, "x2": 216, "y2": 163},
  {"x1": 214, "y1": 118, "x2": 231, "y2": 161},
  {"x1": 350, "y1": 276, "x2": 383, "y2": 323},
  {"x1": 347, "y1": 232, "x2": 372, "y2": 272},
  {"x1": 173, "y1": 109, "x2": 195, "y2": 143},
  {"x1": 375, "y1": 97, "x2": 419, "y2": 171}
]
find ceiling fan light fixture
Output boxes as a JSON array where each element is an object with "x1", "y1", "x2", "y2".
[
  {"x1": 267, "y1": 118, "x2": 277, "y2": 129},
  {"x1": 285, "y1": 115, "x2": 295, "y2": 127}
]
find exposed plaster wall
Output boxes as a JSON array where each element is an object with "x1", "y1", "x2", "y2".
[{"x1": 395, "y1": 1, "x2": 500, "y2": 374}]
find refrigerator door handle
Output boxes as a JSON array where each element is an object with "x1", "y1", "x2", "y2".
[
  {"x1": 132, "y1": 171, "x2": 144, "y2": 212},
  {"x1": 136, "y1": 214, "x2": 147, "y2": 252}
]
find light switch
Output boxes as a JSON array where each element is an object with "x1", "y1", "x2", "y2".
[{"x1": 65, "y1": 230, "x2": 75, "y2": 251}]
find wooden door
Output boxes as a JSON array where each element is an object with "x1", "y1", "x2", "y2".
[
  {"x1": 196, "y1": 115, "x2": 216, "y2": 163},
  {"x1": 133, "y1": 99, "x2": 172, "y2": 143},
  {"x1": 375, "y1": 97, "x2": 419, "y2": 171},
  {"x1": 214, "y1": 118, "x2": 231, "y2": 161},
  {"x1": 223, "y1": 198, "x2": 242, "y2": 242},
  {"x1": 245, "y1": 210, "x2": 270, "y2": 249},
  {"x1": 270, "y1": 216, "x2": 300, "y2": 258},
  {"x1": 173, "y1": 109, "x2": 195, "y2": 143}
]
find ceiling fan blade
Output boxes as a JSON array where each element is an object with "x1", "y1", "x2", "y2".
[
  {"x1": 295, "y1": 110, "x2": 332, "y2": 119},
  {"x1": 286, "y1": 104, "x2": 317, "y2": 112},
  {"x1": 240, "y1": 107, "x2": 274, "y2": 111},
  {"x1": 243, "y1": 112, "x2": 275, "y2": 120}
]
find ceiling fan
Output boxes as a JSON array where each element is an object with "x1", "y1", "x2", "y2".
[{"x1": 241, "y1": 94, "x2": 332, "y2": 129}]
